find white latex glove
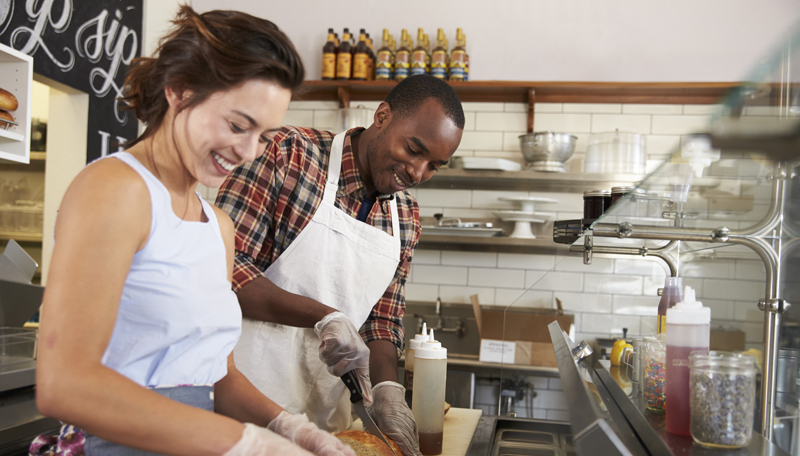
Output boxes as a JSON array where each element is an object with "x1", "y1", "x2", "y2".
[
  {"x1": 223, "y1": 423, "x2": 313, "y2": 456},
  {"x1": 314, "y1": 311, "x2": 373, "y2": 403},
  {"x1": 368, "y1": 381, "x2": 423, "y2": 456},
  {"x1": 268, "y1": 411, "x2": 356, "y2": 456}
]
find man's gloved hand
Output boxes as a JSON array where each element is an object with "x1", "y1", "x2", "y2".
[
  {"x1": 314, "y1": 311, "x2": 372, "y2": 403},
  {"x1": 367, "y1": 381, "x2": 422, "y2": 456},
  {"x1": 223, "y1": 422, "x2": 314, "y2": 456},
  {"x1": 268, "y1": 411, "x2": 356, "y2": 456}
]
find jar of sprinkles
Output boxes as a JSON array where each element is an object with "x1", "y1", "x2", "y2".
[
  {"x1": 643, "y1": 336, "x2": 666, "y2": 413},
  {"x1": 689, "y1": 351, "x2": 757, "y2": 448}
]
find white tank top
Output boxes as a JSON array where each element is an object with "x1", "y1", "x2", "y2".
[{"x1": 100, "y1": 152, "x2": 242, "y2": 387}]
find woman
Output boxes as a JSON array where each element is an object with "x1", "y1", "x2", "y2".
[{"x1": 30, "y1": 7, "x2": 355, "y2": 456}]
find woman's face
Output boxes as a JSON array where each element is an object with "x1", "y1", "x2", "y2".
[{"x1": 169, "y1": 79, "x2": 292, "y2": 188}]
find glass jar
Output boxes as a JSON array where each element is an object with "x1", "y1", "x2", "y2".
[
  {"x1": 583, "y1": 190, "x2": 611, "y2": 220},
  {"x1": 643, "y1": 336, "x2": 666, "y2": 413},
  {"x1": 645, "y1": 192, "x2": 673, "y2": 219},
  {"x1": 689, "y1": 351, "x2": 757, "y2": 449},
  {"x1": 611, "y1": 186, "x2": 648, "y2": 218}
]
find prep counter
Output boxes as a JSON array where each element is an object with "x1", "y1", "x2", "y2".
[{"x1": 487, "y1": 321, "x2": 789, "y2": 456}]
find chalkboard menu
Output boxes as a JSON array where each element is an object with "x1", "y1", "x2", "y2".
[{"x1": 0, "y1": 0, "x2": 143, "y2": 163}]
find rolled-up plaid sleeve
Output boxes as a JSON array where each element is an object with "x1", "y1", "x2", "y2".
[
  {"x1": 360, "y1": 195, "x2": 421, "y2": 357},
  {"x1": 215, "y1": 137, "x2": 286, "y2": 292}
]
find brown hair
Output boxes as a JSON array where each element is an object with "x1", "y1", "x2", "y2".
[{"x1": 121, "y1": 6, "x2": 304, "y2": 146}]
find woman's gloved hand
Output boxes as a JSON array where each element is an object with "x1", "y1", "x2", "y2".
[
  {"x1": 268, "y1": 411, "x2": 356, "y2": 456},
  {"x1": 367, "y1": 382, "x2": 422, "y2": 456},
  {"x1": 223, "y1": 423, "x2": 314, "y2": 456},
  {"x1": 314, "y1": 311, "x2": 372, "y2": 403}
]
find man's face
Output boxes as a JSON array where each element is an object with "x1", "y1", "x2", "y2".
[{"x1": 364, "y1": 99, "x2": 462, "y2": 194}]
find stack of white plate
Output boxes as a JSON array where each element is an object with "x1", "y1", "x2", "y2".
[{"x1": 494, "y1": 196, "x2": 558, "y2": 239}]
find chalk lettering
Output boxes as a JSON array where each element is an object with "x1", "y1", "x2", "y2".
[{"x1": 10, "y1": 0, "x2": 74, "y2": 71}]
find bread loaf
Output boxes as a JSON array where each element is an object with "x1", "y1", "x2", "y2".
[
  {"x1": 0, "y1": 110, "x2": 13, "y2": 123},
  {"x1": 0, "y1": 88, "x2": 18, "y2": 112},
  {"x1": 335, "y1": 430, "x2": 403, "y2": 456}
]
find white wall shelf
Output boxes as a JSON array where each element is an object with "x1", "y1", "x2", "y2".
[{"x1": 0, "y1": 43, "x2": 32, "y2": 163}]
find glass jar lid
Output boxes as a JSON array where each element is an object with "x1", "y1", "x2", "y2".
[
  {"x1": 689, "y1": 351, "x2": 757, "y2": 373},
  {"x1": 584, "y1": 190, "x2": 611, "y2": 197}
]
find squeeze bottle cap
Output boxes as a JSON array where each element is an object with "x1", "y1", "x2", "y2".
[
  {"x1": 408, "y1": 323, "x2": 429, "y2": 350},
  {"x1": 416, "y1": 328, "x2": 447, "y2": 359},
  {"x1": 666, "y1": 286, "x2": 710, "y2": 325}
]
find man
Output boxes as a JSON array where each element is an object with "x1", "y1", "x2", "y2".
[{"x1": 216, "y1": 74, "x2": 464, "y2": 456}]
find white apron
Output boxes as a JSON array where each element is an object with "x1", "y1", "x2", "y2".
[{"x1": 234, "y1": 132, "x2": 402, "y2": 432}]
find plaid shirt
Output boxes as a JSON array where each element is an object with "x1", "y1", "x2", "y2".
[{"x1": 216, "y1": 126, "x2": 420, "y2": 354}]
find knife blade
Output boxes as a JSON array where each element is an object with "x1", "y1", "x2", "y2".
[{"x1": 341, "y1": 370, "x2": 397, "y2": 455}]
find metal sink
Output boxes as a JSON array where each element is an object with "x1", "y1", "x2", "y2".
[{"x1": 467, "y1": 416, "x2": 574, "y2": 456}]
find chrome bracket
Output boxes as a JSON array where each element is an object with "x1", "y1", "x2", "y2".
[
  {"x1": 758, "y1": 299, "x2": 791, "y2": 313},
  {"x1": 572, "y1": 340, "x2": 593, "y2": 362},
  {"x1": 617, "y1": 222, "x2": 633, "y2": 238},
  {"x1": 583, "y1": 235, "x2": 593, "y2": 265}
]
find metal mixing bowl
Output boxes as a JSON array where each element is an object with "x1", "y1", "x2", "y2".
[{"x1": 519, "y1": 132, "x2": 577, "y2": 172}]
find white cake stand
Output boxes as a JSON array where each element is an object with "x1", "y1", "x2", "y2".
[
  {"x1": 494, "y1": 211, "x2": 551, "y2": 239},
  {"x1": 498, "y1": 196, "x2": 559, "y2": 213}
]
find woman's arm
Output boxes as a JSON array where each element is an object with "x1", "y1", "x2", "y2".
[
  {"x1": 36, "y1": 160, "x2": 244, "y2": 456},
  {"x1": 214, "y1": 353, "x2": 285, "y2": 426}
]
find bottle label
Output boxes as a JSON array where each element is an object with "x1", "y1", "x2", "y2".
[
  {"x1": 394, "y1": 67, "x2": 409, "y2": 80},
  {"x1": 395, "y1": 51, "x2": 410, "y2": 66},
  {"x1": 411, "y1": 50, "x2": 427, "y2": 68},
  {"x1": 352, "y1": 53, "x2": 369, "y2": 79},
  {"x1": 321, "y1": 53, "x2": 336, "y2": 79},
  {"x1": 449, "y1": 67, "x2": 466, "y2": 80},
  {"x1": 336, "y1": 53, "x2": 352, "y2": 79},
  {"x1": 431, "y1": 67, "x2": 447, "y2": 79},
  {"x1": 375, "y1": 67, "x2": 392, "y2": 80},
  {"x1": 410, "y1": 66, "x2": 426, "y2": 76}
]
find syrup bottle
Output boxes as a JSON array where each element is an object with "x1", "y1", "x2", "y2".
[
  {"x1": 449, "y1": 28, "x2": 467, "y2": 81},
  {"x1": 394, "y1": 29, "x2": 411, "y2": 81},
  {"x1": 365, "y1": 34, "x2": 375, "y2": 80},
  {"x1": 430, "y1": 29, "x2": 448, "y2": 80},
  {"x1": 657, "y1": 277, "x2": 683, "y2": 335},
  {"x1": 665, "y1": 286, "x2": 710, "y2": 436},
  {"x1": 375, "y1": 29, "x2": 394, "y2": 81},
  {"x1": 352, "y1": 29, "x2": 369, "y2": 81},
  {"x1": 410, "y1": 28, "x2": 427, "y2": 77},
  {"x1": 423, "y1": 33, "x2": 432, "y2": 74},
  {"x1": 412, "y1": 329, "x2": 447, "y2": 455},
  {"x1": 403, "y1": 322, "x2": 429, "y2": 406},
  {"x1": 321, "y1": 28, "x2": 337, "y2": 80},
  {"x1": 336, "y1": 28, "x2": 353, "y2": 80}
]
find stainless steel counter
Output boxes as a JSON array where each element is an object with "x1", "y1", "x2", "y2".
[{"x1": 0, "y1": 363, "x2": 59, "y2": 455}]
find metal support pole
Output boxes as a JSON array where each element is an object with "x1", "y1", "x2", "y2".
[{"x1": 587, "y1": 161, "x2": 788, "y2": 439}]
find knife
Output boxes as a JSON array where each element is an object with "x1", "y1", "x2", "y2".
[{"x1": 341, "y1": 370, "x2": 397, "y2": 455}]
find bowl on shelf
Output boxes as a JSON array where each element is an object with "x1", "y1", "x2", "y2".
[{"x1": 518, "y1": 132, "x2": 577, "y2": 173}]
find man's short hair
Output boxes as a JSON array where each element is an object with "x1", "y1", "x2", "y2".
[{"x1": 384, "y1": 75, "x2": 465, "y2": 129}]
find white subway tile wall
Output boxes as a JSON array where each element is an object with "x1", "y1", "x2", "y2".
[{"x1": 203, "y1": 101, "x2": 771, "y2": 418}]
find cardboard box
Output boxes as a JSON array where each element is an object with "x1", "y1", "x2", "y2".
[
  {"x1": 710, "y1": 327, "x2": 746, "y2": 351},
  {"x1": 471, "y1": 295, "x2": 573, "y2": 367}
]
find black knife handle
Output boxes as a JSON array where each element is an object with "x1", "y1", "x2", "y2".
[{"x1": 341, "y1": 370, "x2": 362, "y2": 403}]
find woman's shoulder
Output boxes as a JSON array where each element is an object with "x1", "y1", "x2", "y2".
[
  {"x1": 72, "y1": 156, "x2": 150, "y2": 202},
  {"x1": 56, "y1": 155, "x2": 152, "y2": 251}
]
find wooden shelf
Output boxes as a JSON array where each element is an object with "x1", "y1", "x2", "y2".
[
  {"x1": 0, "y1": 231, "x2": 42, "y2": 242},
  {"x1": 418, "y1": 169, "x2": 642, "y2": 192},
  {"x1": 297, "y1": 80, "x2": 738, "y2": 105},
  {"x1": 418, "y1": 234, "x2": 570, "y2": 254}
]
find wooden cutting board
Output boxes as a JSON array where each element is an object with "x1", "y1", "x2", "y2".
[{"x1": 348, "y1": 407, "x2": 483, "y2": 456}]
